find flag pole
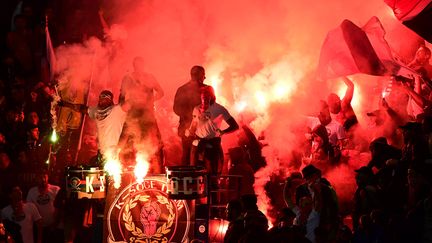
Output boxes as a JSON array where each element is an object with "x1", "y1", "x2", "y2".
[
  {"x1": 45, "y1": 14, "x2": 60, "y2": 171},
  {"x1": 74, "y1": 52, "x2": 96, "y2": 163}
]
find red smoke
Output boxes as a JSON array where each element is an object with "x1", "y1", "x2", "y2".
[{"x1": 55, "y1": 0, "x2": 429, "y2": 222}]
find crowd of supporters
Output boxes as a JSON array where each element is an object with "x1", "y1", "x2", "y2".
[{"x1": 0, "y1": 1, "x2": 432, "y2": 243}]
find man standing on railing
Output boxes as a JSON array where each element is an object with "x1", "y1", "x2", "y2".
[
  {"x1": 119, "y1": 57, "x2": 164, "y2": 173},
  {"x1": 174, "y1": 66, "x2": 213, "y2": 166},
  {"x1": 59, "y1": 90, "x2": 129, "y2": 162},
  {"x1": 186, "y1": 86, "x2": 239, "y2": 176}
]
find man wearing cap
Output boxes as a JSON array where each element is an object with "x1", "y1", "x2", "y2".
[
  {"x1": 87, "y1": 90, "x2": 129, "y2": 157},
  {"x1": 300, "y1": 165, "x2": 339, "y2": 242}
]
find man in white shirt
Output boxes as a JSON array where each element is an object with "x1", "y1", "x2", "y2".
[
  {"x1": 88, "y1": 90, "x2": 130, "y2": 158},
  {"x1": 26, "y1": 173, "x2": 60, "y2": 242},
  {"x1": 59, "y1": 90, "x2": 130, "y2": 160},
  {"x1": 186, "y1": 86, "x2": 239, "y2": 175},
  {"x1": 1, "y1": 186, "x2": 42, "y2": 243}
]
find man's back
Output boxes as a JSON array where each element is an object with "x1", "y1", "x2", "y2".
[{"x1": 174, "y1": 81, "x2": 208, "y2": 135}]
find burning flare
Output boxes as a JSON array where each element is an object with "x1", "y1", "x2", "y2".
[
  {"x1": 135, "y1": 152, "x2": 150, "y2": 184},
  {"x1": 104, "y1": 148, "x2": 123, "y2": 189}
]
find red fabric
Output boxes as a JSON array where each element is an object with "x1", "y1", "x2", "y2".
[
  {"x1": 317, "y1": 21, "x2": 359, "y2": 79},
  {"x1": 384, "y1": 0, "x2": 432, "y2": 21},
  {"x1": 317, "y1": 18, "x2": 388, "y2": 80}
]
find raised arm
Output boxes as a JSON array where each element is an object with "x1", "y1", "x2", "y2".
[
  {"x1": 342, "y1": 76, "x2": 354, "y2": 104},
  {"x1": 399, "y1": 81, "x2": 430, "y2": 109},
  {"x1": 118, "y1": 75, "x2": 129, "y2": 104}
]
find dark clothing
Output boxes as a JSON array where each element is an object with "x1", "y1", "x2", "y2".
[
  {"x1": 191, "y1": 137, "x2": 223, "y2": 175},
  {"x1": 295, "y1": 181, "x2": 339, "y2": 238},
  {"x1": 368, "y1": 144, "x2": 402, "y2": 170},
  {"x1": 401, "y1": 139, "x2": 430, "y2": 169},
  {"x1": 318, "y1": 183, "x2": 339, "y2": 232},
  {"x1": 0, "y1": 166, "x2": 16, "y2": 208},
  {"x1": 2, "y1": 219, "x2": 23, "y2": 243},
  {"x1": 268, "y1": 226, "x2": 312, "y2": 243},
  {"x1": 353, "y1": 185, "x2": 380, "y2": 230},
  {"x1": 224, "y1": 218, "x2": 245, "y2": 243},
  {"x1": 237, "y1": 125, "x2": 266, "y2": 172},
  {"x1": 173, "y1": 81, "x2": 210, "y2": 164},
  {"x1": 244, "y1": 209, "x2": 269, "y2": 232},
  {"x1": 344, "y1": 115, "x2": 358, "y2": 131}
]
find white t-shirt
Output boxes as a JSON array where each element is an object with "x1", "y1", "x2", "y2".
[
  {"x1": 305, "y1": 116, "x2": 321, "y2": 130},
  {"x1": 88, "y1": 105, "x2": 127, "y2": 154},
  {"x1": 305, "y1": 116, "x2": 346, "y2": 146},
  {"x1": 26, "y1": 184, "x2": 60, "y2": 227},
  {"x1": 1, "y1": 203, "x2": 42, "y2": 243},
  {"x1": 192, "y1": 103, "x2": 232, "y2": 139},
  {"x1": 325, "y1": 119, "x2": 346, "y2": 146}
]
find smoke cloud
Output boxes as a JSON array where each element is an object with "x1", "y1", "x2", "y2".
[{"x1": 54, "y1": 0, "x2": 428, "y2": 222}]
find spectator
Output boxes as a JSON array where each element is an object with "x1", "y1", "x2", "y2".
[
  {"x1": 400, "y1": 121, "x2": 430, "y2": 169},
  {"x1": 352, "y1": 214, "x2": 384, "y2": 243},
  {"x1": 240, "y1": 194, "x2": 268, "y2": 240},
  {"x1": 367, "y1": 137, "x2": 401, "y2": 170},
  {"x1": 352, "y1": 166, "x2": 380, "y2": 230},
  {"x1": 227, "y1": 147, "x2": 255, "y2": 197},
  {"x1": 187, "y1": 86, "x2": 239, "y2": 175},
  {"x1": 1, "y1": 186, "x2": 42, "y2": 243},
  {"x1": 224, "y1": 199, "x2": 244, "y2": 243},
  {"x1": 293, "y1": 196, "x2": 320, "y2": 243},
  {"x1": 327, "y1": 77, "x2": 358, "y2": 130},
  {"x1": 26, "y1": 172, "x2": 61, "y2": 243},
  {"x1": 268, "y1": 207, "x2": 298, "y2": 242},
  {"x1": 119, "y1": 57, "x2": 164, "y2": 173},
  {"x1": 173, "y1": 65, "x2": 213, "y2": 165},
  {"x1": 301, "y1": 165, "x2": 339, "y2": 242}
]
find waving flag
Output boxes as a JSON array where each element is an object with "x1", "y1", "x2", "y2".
[
  {"x1": 316, "y1": 16, "x2": 414, "y2": 80},
  {"x1": 45, "y1": 19, "x2": 57, "y2": 81},
  {"x1": 384, "y1": 0, "x2": 432, "y2": 43},
  {"x1": 317, "y1": 19, "x2": 388, "y2": 80}
]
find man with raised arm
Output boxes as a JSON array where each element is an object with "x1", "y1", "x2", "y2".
[{"x1": 327, "y1": 77, "x2": 358, "y2": 130}]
